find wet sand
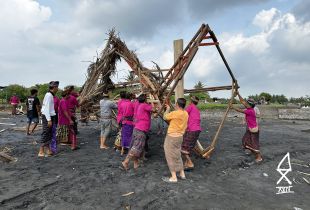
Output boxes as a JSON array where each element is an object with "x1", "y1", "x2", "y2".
[{"x1": 0, "y1": 112, "x2": 309, "y2": 210}]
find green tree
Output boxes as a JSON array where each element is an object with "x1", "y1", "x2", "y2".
[
  {"x1": 194, "y1": 81, "x2": 205, "y2": 89},
  {"x1": 192, "y1": 81, "x2": 210, "y2": 102},
  {"x1": 259, "y1": 92, "x2": 272, "y2": 103},
  {"x1": 0, "y1": 84, "x2": 28, "y2": 103}
]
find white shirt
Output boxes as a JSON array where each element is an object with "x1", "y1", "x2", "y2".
[{"x1": 41, "y1": 92, "x2": 56, "y2": 121}]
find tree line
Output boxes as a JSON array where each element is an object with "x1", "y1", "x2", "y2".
[
  {"x1": 0, "y1": 84, "x2": 80, "y2": 103},
  {"x1": 0, "y1": 83, "x2": 309, "y2": 106}
]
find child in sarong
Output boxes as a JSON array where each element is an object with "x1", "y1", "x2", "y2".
[
  {"x1": 122, "y1": 94, "x2": 153, "y2": 170},
  {"x1": 231, "y1": 91, "x2": 263, "y2": 163},
  {"x1": 162, "y1": 98, "x2": 188, "y2": 183},
  {"x1": 181, "y1": 96, "x2": 201, "y2": 171}
]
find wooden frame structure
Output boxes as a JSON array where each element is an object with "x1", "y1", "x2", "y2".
[{"x1": 80, "y1": 23, "x2": 239, "y2": 159}]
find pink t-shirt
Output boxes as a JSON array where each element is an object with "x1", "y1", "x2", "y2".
[
  {"x1": 117, "y1": 99, "x2": 125, "y2": 123},
  {"x1": 134, "y1": 103, "x2": 152, "y2": 132},
  {"x1": 54, "y1": 96, "x2": 60, "y2": 113},
  {"x1": 58, "y1": 98, "x2": 71, "y2": 125},
  {"x1": 244, "y1": 108, "x2": 258, "y2": 129},
  {"x1": 186, "y1": 103, "x2": 201, "y2": 131},
  {"x1": 67, "y1": 94, "x2": 79, "y2": 113},
  {"x1": 133, "y1": 100, "x2": 140, "y2": 124},
  {"x1": 121, "y1": 99, "x2": 134, "y2": 125},
  {"x1": 10, "y1": 96, "x2": 20, "y2": 104}
]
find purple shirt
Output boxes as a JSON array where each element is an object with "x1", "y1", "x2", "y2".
[
  {"x1": 186, "y1": 103, "x2": 201, "y2": 131},
  {"x1": 58, "y1": 98, "x2": 71, "y2": 125},
  {"x1": 134, "y1": 103, "x2": 152, "y2": 132},
  {"x1": 244, "y1": 108, "x2": 258, "y2": 129},
  {"x1": 121, "y1": 99, "x2": 134, "y2": 125}
]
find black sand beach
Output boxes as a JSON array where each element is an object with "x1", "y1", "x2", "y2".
[{"x1": 0, "y1": 112, "x2": 309, "y2": 210}]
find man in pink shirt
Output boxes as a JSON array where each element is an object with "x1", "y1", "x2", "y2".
[
  {"x1": 9, "y1": 94, "x2": 20, "y2": 115},
  {"x1": 231, "y1": 91, "x2": 262, "y2": 163},
  {"x1": 122, "y1": 94, "x2": 153, "y2": 170},
  {"x1": 181, "y1": 96, "x2": 201, "y2": 171}
]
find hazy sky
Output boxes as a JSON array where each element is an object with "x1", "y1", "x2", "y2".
[{"x1": 0, "y1": 0, "x2": 309, "y2": 98}]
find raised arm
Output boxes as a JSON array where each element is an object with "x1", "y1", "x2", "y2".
[{"x1": 236, "y1": 92, "x2": 251, "y2": 108}]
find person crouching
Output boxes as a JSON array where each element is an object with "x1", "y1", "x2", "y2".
[
  {"x1": 121, "y1": 94, "x2": 153, "y2": 170},
  {"x1": 162, "y1": 98, "x2": 188, "y2": 183}
]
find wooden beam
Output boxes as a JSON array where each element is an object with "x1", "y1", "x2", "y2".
[
  {"x1": 184, "y1": 85, "x2": 233, "y2": 93},
  {"x1": 147, "y1": 69, "x2": 170, "y2": 72},
  {"x1": 0, "y1": 152, "x2": 17, "y2": 162},
  {"x1": 174, "y1": 39, "x2": 184, "y2": 99}
]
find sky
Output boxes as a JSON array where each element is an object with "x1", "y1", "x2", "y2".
[{"x1": 0, "y1": 0, "x2": 309, "y2": 98}]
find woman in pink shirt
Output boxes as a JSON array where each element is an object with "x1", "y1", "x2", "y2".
[
  {"x1": 120, "y1": 92, "x2": 135, "y2": 150},
  {"x1": 117, "y1": 91, "x2": 127, "y2": 124},
  {"x1": 9, "y1": 94, "x2": 20, "y2": 115},
  {"x1": 181, "y1": 96, "x2": 201, "y2": 171},
  {"x1": 57, "y1": 90, "x2": 78, "y2": 150},
  {"x1": 122, "y1": 94, "x2": 153, "y2": 170},
  {"x1": 231, "y1": 91, "x2": 262, "y2": 163}
]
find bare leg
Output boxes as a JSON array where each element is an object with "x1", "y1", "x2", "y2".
[
  {"x1": 133, "y1": 158, "x2": 139, "y2": 169},
  {"x1": 169, "y1": 171, "x2": 178, "y2": 182},
  {"x1": 255, "y1": 152, "x2": 263, "y2": 162},
  {"x1": 46, "y1": 146, "x2": 53, "y2": 156},
  {"x1": 38, "y1": 146, "x2": 45, "y2": 157},
  {"x1": 31, "y1": 123, "x2": 38, "y2": 134},
  {"x1": 179, "y1": 170, "x2": 186, "y2": 179},
  {"x1": 100, "y1": 136, "x2": 109, "y2": 149},
  {"x1": 122, "y1": 156, "x2": 130, "y2": 170},
  {"x1": 184, "y1": 154, "x2": 194, "y2": 168},
  {"x1": 26, "y1": 123, "x2": 31, "y2": 135}
]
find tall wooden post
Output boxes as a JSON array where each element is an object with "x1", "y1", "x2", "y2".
[{"x1": 174, "y1": 39, "x2": 184, "y2": 100}]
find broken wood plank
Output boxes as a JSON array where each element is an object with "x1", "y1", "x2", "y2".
[
  {"x1": 122, "y1": 192, "x2": 135, "y2": 197},
  {"x1": 0, "y1": 152, "x2": 17, "y2": 162}
]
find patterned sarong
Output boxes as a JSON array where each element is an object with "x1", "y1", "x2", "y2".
[
  {"x1": 128, "y1": 129, "x2": 147, "y2": 158},
  {"x1": 40, "y1": 115, "x2": 56, "y2": 146},
  {"x1": 57, "y1": 125, "x2": 69, "y2": 144},
  {"x1": 242, "y1": 129, "x2": 260, "y2": 153},
  {"x1": 181, "y1": 131, "x2": 201, "y2": 155}
]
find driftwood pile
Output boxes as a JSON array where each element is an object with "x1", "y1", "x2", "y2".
[{"x1": 79, "y1": 30, "x2": 164, "y2": 121}]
